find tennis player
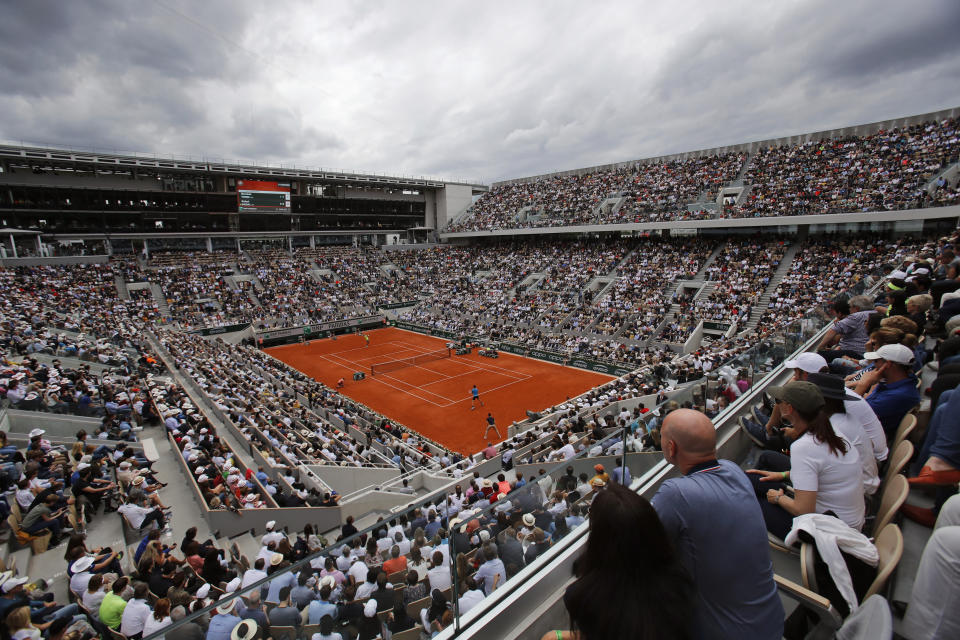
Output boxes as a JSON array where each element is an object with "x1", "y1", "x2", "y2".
[
  {"x1": 471, "y1": 384, "x2": 484, "y2": 410},
  {"x1": 484, "y1": 412, "x2": 502, "y2": 439},
  {"x1": 364, "y1": 333, "x2": 370, "y2": 347}
]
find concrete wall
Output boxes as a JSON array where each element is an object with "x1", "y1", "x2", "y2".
[
  {"x1": 424, "y1": 190, "x2": 438, "y2": 229},
  {"x1": 513, "y1": 452, "x2": 662, "y2": 486},
  {"x1": 441, "y1": 204, "x2": 960, "y2": 239},
  {"x1": 0, "y1": 172, "x2": 164, "y2": 190},
  {"x1": 340, "y1": 187, "x2": 426, "y2": 202},
  {"x1": 336, "y1": 490, "x2": 418, "y2": 522},
  {"x1": 0, "y1": 409, "x2": 101, "y2": 437},
  {"x1": 380, "y1": 243, "x2": 444, "y2": 252},
  {"x1": 0, "y1": 255, "x2": 109, "y2": 266},
  {"x1": 304, "y1": 464, "x2": 401, "y2": 495},
  {"x1": 437, "y1": 184, "x2": 475, "y2": 229}
]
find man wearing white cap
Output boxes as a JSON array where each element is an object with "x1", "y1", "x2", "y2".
[
  {"x1": 0, "y1": 573, "x2": 79, "y2": 623},
  {"x1": 260, "y1": 521, "x2": 284, "y2": 547},
  {"x1": 854, "y1": 343, "x2": 921, "y2": 438}
]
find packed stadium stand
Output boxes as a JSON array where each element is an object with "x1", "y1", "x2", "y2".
[{"x1": 0, "y1": 107, "x2": 959, "y2": 640}]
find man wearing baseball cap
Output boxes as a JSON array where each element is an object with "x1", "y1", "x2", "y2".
[{"x1": 853, "y1": 343, "x2": 920, "y2": 438}]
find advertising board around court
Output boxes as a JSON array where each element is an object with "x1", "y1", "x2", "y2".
[
  {"x1": 190, "y1": 322, "x2": 251, "y2": 336},
  {"x1": 257, "y1": 315, "x2": 384, "y2": 345},
  {"x1": 377, "y1": 300, "x2": 420, "y2": 310}
]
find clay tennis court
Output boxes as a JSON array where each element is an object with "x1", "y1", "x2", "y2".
[{"x1": 265, "y1": 327, "x2": 613, "y2": 453}]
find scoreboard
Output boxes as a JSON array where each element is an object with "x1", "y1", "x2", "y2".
[{"x1": 237, "y1": 180, "x2": 291, "y2": 213}]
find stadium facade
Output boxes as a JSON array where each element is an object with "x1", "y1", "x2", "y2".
[{"x1": 1, "y1": 107, "x2": 958, "y2": 640}]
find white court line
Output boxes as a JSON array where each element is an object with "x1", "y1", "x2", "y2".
[
  {"x1": 325, "y1": 343, "x2": 428, "y2": 368},
  {"x1": 328, "y1": 341, "x2": 448, "y2": 366},
  {"x1": 322, "y1": 348, "x2": 531, "y2": 407},
  {"x1": 436, "y1": 357, "x2": 532, "y2": 381},
  {"x1": 315, "y1": 352, "x2": 455, "y2": 407},
  {"x1": 395, "y1": 340, "x2": 537, "y2": 379},
  {"x1": 318, "y1": 346, "x2": 462, "y2": 405},
  {"x1": 386, "y1": 359, "x2": 531, "y2": 404},
  {"x1": 338, "y1": 336, "x2": 526, "y2": 381},
  {"x1": 418, "y1": 364, "x2": 525, "y2": 391},
  {"x1": 368, "y1": 368, "x2": 460, "y2": 406}
]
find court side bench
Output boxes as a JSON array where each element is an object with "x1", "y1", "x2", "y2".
[{"x1": 141, "y1": 438, "x2": 160, "y2": 463}]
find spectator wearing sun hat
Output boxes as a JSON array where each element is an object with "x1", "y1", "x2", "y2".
[
  {"x1": 265, "y1": 554, "x2": 294, "y2": 604},
  {"x1": 207, "y1": 598, "x2": 243, "y2": 640}
]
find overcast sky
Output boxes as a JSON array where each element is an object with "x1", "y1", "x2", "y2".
[{"x1": 1, "y1": 0, "x2": 958, "y2": 184}]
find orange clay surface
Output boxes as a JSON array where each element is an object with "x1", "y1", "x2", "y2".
[{"x1": 265, "y1": 327, "x2": 613, "y2": 454}]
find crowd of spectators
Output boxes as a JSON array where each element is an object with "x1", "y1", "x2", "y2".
[
  {"x1": 447, "y1": 117, "x2": 959, "y2": 233},
  {"x1": 449, "y1": 153, "x2": 745, "y2": 232},
  {"x1": 731, "y1": 118, "x2": 959, "y2": 218},
  {"x1": 1, "y1": 221, "x2": 957, "y2": 638},
  {"x1": 756, "y1": 237, "x2": 906, "y2": 333}
]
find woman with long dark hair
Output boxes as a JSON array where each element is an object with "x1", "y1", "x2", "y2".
[
  {"x1": 545, "y1": 482, "x2": 693, "y2": 640},
  {"x1": 747, "y1": 381, "x2": 864, "y2": 538}
]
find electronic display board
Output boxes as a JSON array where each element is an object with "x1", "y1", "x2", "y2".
[{"x1": 237, "y1": 180, "x2": 291, "y2": 213}]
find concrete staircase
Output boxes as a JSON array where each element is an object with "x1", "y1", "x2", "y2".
[
  {"x1": 148, "y1": 283, "x2": 171, "y2": 317},
  {"x1": 593, "y1": 196, "x2": 627, "y2": 221},
  {"x1": 642, "y1": 246, "x2": 723, "y2": 342},
  {"x1": 740, "y1": 242, "x2": 803, "y2": 333},
  {"x1": 697, "y1": 246, "x2": 724, "y2": 277},
  {"x1": 926, "y1": 161, "x2": 959, "y2": 195},
  {"x1": 735, "y1": 151, "x2": 754, "y2": 181},
  {"x1": 114, "y1": 275, "x2": 130, "y2": 300}
]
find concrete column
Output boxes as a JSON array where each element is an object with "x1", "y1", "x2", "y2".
[
  {"x1": 35, "y1": 236, "x2": 42, "y2": 256},
  {"x1": 142, "y1": 239, "x2": 149, "y2": 259},
  {"x1": 105, "y1": 238, "x2": 113, "y2": 256},
  {"x1": 9, "y1": 235, "x2": 17, "y2": 258},
  {"x1": 310, "y1": 235, "x2": 315, "y2": 249},
  {"x1": 206, "y1": 237, "x2": 213, "y2": 253}
]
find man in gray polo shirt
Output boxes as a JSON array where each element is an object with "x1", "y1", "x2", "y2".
[{"x1": 652, "y1": 409, "x2": 783, "y2": 640}]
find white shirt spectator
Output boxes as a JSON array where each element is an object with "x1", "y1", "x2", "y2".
[
  {"x1": 427, "y1": 565, "x2": 452, "y2": 592},
  {"x1": 241, "y1": 568, "x2": 268, "y2": 589},
  {"x1": 120, "y1": 598, "x2": 152, "y2": 636},
  {"x1": 458, "y1": 588, "x2": 485, "y2": 614},
  {"x1": 118, "y1": 503, "x2": 152, "y2": 529}
]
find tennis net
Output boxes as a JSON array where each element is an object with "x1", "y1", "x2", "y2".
[{"x1": 370, "y1": 348, "x2": 451, "y2": 375}]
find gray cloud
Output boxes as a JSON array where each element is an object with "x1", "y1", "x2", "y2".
[{"x1": 0, "y1": 0, "x2": 957, "y2": 183}]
